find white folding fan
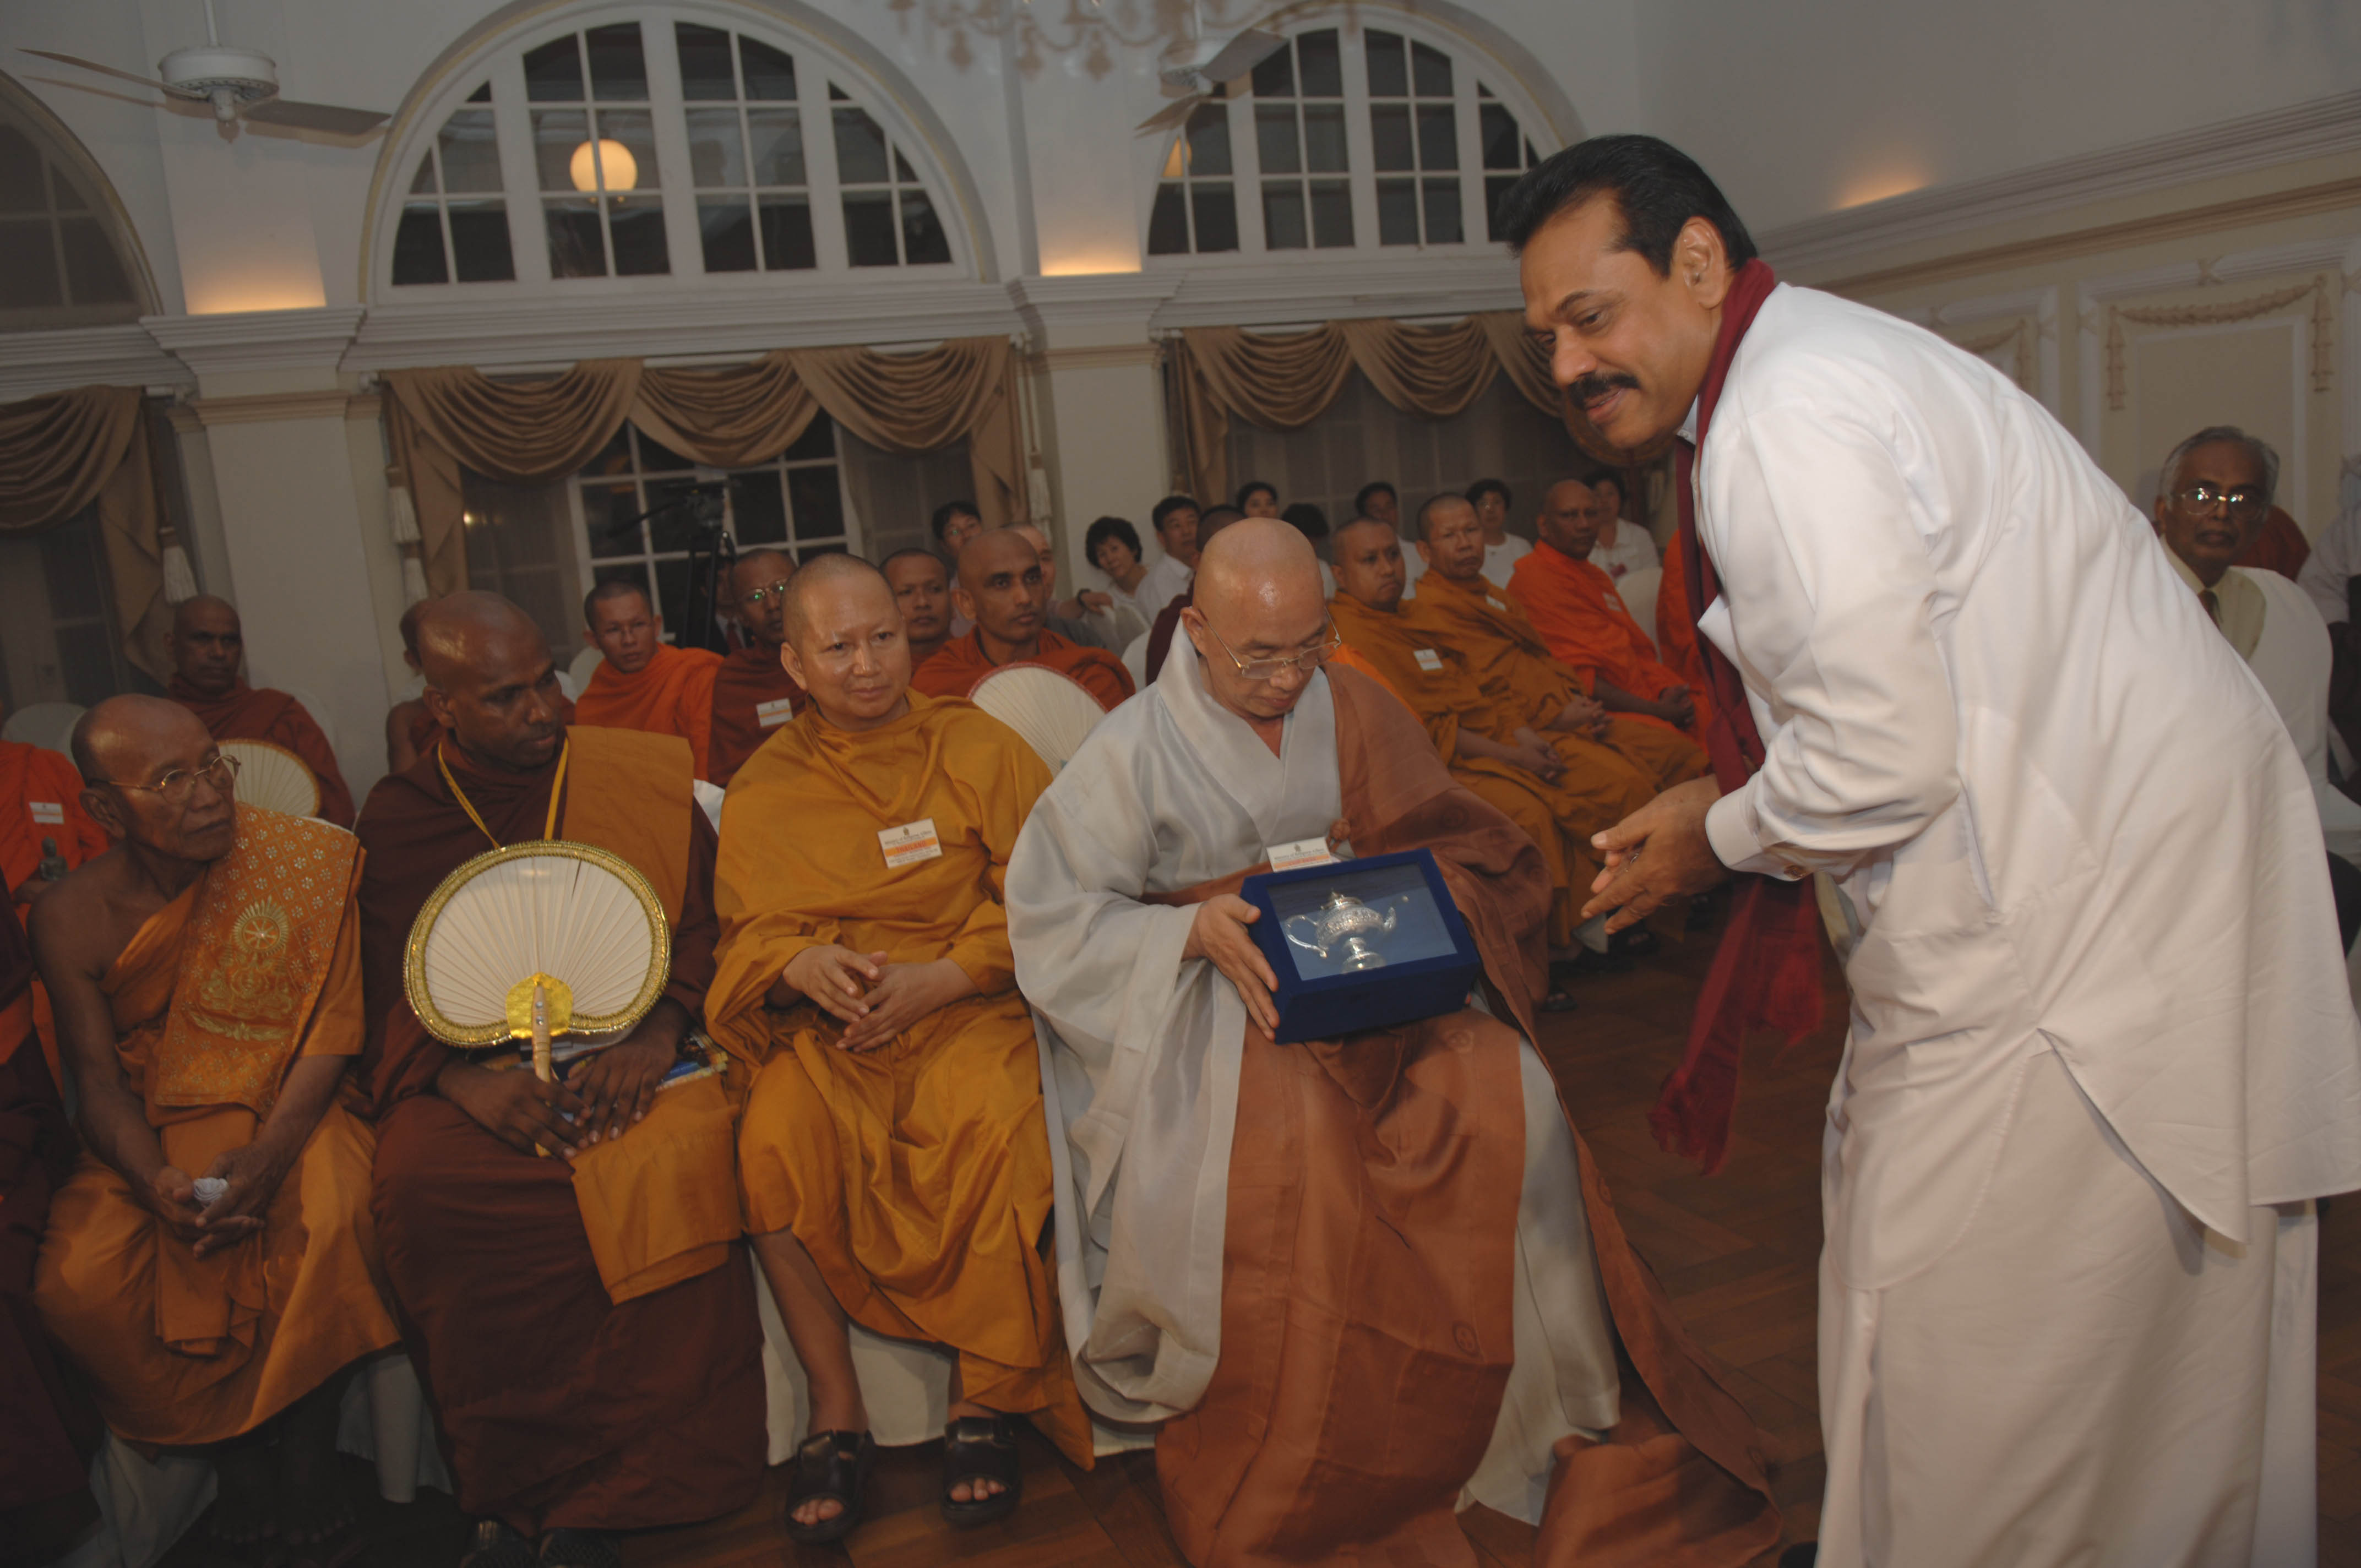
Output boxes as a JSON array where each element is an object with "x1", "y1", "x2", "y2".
[
  {"x1": 220, "y1": 737, "x2": 320, "y2": 818},
  {"x1": 404, "y1": 841, "x2": 671, "y2": 1078},
  {"x1": 966, "y1": 662, "x2": 1111, "y2": 772}
]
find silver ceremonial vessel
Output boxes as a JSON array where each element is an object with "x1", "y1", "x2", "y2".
[{"x1": 1284, "y1": 890, "x2": 1398, "y2": 973}]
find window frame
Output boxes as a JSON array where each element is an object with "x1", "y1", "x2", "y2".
[{"x1": 377, "y1": 1, "x2": 968, "y2": 296}]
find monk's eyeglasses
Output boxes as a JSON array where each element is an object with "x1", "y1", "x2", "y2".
[
  {"x1": 737, "y1": 579, "x2": 794, "y2": 607},
  {"x1": 102, "y1": 751, "x2": 239, "y2": 803},
  {"x1": 1203, "y1": 617, "x2": 1344, "y2": 683},
  {"x1": 2172, "y1": 484, "x2": 2267, "y2": 521}
]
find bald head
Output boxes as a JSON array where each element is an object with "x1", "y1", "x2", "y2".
[
  {"x1": 1331, "y1": 515, "x2": 1408, "y2": 613},
  {"x1": 415, "y1": 592, "x2": 565, "y2": 772},
  {"x1": 73, "y1": 694, "x2": 237, "y2": 862},
  {"x1": 955, "y1": 529, "x2": 1048, "y2": 652},
  {"x1": 728, "y1": 549, "x2": 797, "y2": 649},
  {"x1": 1196, "y1": 516, "x2": 1324, "y2": 616},
  {"x1": 1184, "y1": 520, "x2": 1331, "y2": 725},
  {"x1": 783, "y1": 553, "x2": 893, "y2": 649},
  {"x1": 168, "y1": 594, "x2": 244, "y2": 698},
  {"x1": 779, "y1": 554, "x2": 912, "y2": 732},
  {"x1": 1537, "y1": 478, "x2": 1602, "y2": 559}
]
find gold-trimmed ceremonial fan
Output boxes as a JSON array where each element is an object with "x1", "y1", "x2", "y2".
[
  {"x1": 966, "y1": 662, "x2": 1110, "y2": 772},
  {"x1": 220, "y1": 737, "x2": 320, "y2": 817}
]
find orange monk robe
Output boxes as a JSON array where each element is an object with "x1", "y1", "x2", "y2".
[
  {"x1": 34, "y1": 808, "x2": 399, "y2": 1445},
  {"x1": 1407, "y1": 569, "x2": 1708, "y2": 797},
  {"x1": 1, "y1": 740, "x2": 108, "y2": 1090},
  {"x1": 1508, "y1": 544, "x2": 1714, "y2": 741},
  {"x1": 910, "y1": 628, "x2": 1135, "y2": 714},
  {"x1": 1330, "y1": 594, "x2": 1652, "y2": 949},
  {"x1": 705, "y1": 641, "x2": 804, "y2": 787},
  {"x1": 1655, "y1": 534, "x2": 1713, "y2": 695},
  {"x1": 1323, "y1": 642, "x2": 1403, "y2": 706},
  {"x1": 167, "y1": 678, "x2": 354, "y2": 827},
  {"x1": 707, "y1": 694, "x2": 1092, "y2": 1466},
  {"x1": 572, "y1": 642, "x2": 723, "y2": 780}
]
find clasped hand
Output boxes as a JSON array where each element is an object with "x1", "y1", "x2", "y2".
[
  {"x1": 1581, "y1": 776, "x2": 1731, "y2": 933},
  {"x1": 142, "y1": 1135, "x2": 298, "y2": 1257},
  {"x1": 780, "y1": 946, "x2": 977, "y2": 1051}
]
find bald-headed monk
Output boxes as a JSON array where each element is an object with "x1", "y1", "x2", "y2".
[
  {"x1": 1330, "y1": 516, "x2": 1654, "y2": 962},
  {"x1": 1009, "y1": 519, "x2": 1778, "y2": 1567},
  {"x1": 356, "y1": 593, "x2": 763, "y2": 1565},
  {"x1": 167, "y1": 596, "x2": 355, "y2": 828},
  {"x1": 572, "y1": 580, "x2": 725, "y2": 780},
  {"x1": 883, "y1": 548, "x2": 955, "y2": 672},
  {"x1": 1509, "y1": 478, "x2": 1711, "y2": 741},
  {"x1": 1144, "y1": 504, "x2": 1248, "y2": 683},
  {"x1": 1008, "y1": 521, "x2": 1117, "y2": 649},
  {"x1": 32, "y1": 696, "x2": 396, "y2": 1560},
  {"x1": 1412, "y1": 493, "x2": 1708, "y2": 799},
  {"x1": 711, "y1": 556, "x2": 1089, "y2": 1542},
  {"x1": 912, "y1": 530, "x2": 1135, "y2": 711},
  {"x1": 708, "y1": 550, "x2": 807, "y2": 787},
  {"x1": 389, "y1": 601, "x2": 575, "y2": 778}
]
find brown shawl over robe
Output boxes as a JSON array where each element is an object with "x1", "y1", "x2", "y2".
[
  {"x1": 168, "y1": 677, "x2": 355, "y2": 827},
  {"x1": 704, "y1": 640, "x2": 804, "y2": 787},
  {"x1": 357, "y1": 726, "x2": 763, "y2": 1537},
  {"x1": 1153, "y1": 668, "x2": 1777, "y2": 1567}
]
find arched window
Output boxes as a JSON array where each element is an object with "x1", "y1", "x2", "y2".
[
  {"x1": 0, "y1": 77, "x2": 148, "y2": 328},
  {"x1": 383, "y1": 7, "x2": 963, "y2": 291},
  {"x1": 1147, "y1": 20, "x2": 1550, "y2": 259}
]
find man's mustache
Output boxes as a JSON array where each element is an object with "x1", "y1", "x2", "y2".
[{"x1": 1570, "y1": 371, "x2": 1640, "y2": 404}]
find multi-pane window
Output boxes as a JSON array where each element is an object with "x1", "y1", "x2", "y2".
[
  {"x1": 0, "y1": 502, "x2": 144, "y2": 709},
  {"x1": 384, "y1": 12, "x2": 958, "y2": 288},
  {"x1": 1367, "y1": 30, "x2": 1459, "y2": 246},
  {"x1": 1251, "y1": 31, "x2": 1352, "y2": 251},
  {"x1": 678, "y1": 23, "x2": 814, "y2": 273},
  {"x1": 392, "y1": 84, "x2": 516, "y2": 285},
  {"x1": 1144, "y1": 24, "x2": 1549, "y2": 260},
  {"x1": 0, "y1": 118, "x2": 137, "y2": 317},
  {"x1": 576, "y1": 419, "x2": 854, "y2": 636},
  {"x1": 831, "y1": 91, "x2": 951, "y2": 267}
]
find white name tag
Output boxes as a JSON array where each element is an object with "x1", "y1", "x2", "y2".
[
  {"x1": 878, "y1": 818, "x2": 943, "y2": 869},
  {"x1": 1266, "y1": 836, "x2": 1336, "y2": 873},
  {"x1": 1605, "y1": 593, "x2": 1627, "y2": 616},
  {"x1": 755, "y1": 696, "x2": 796, "y2": 729},
  {"x1": 29, "y1": 802, "x2": 64, "y2": 825},
  {"x1": 1413, "y1": 648, "x2": 1443, "y2": 673}
]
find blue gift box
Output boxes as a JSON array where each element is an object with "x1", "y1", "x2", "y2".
[{"x1": 1241, "y1": 847, "x2": 1483, "y2": 1044}]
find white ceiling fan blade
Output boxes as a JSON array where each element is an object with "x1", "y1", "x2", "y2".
[
  {"x1": 1135, "y1": 95, "x2": 1204, "y2": 136},
  {"x1": 244, "y1": 97, "x2": 388, "y2": 135},
  {"x1": 19, "y1": 48, "x2": 171, "y2": 92},
  {"x1": 1196, "y1": 28, "x2": 1285, "y2": 86}
]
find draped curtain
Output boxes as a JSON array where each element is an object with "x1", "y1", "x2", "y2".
[
  {"x1": 385, "y1": 337, "x2": 1027, "y2": 597},
  {"x1": 1169, "y1": 311, "x2": 1642, "y2": 508},
  {"x1": 0, "y1": 384, "x2": 175, "y2": 679}
]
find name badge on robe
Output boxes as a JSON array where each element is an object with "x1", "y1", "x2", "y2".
[
  {"x1": 755, "y1": 697, "x2": 796, "y2": 729},
  {"x1": 1413, "y1": 649, "x2": 1444, "y2": 673},
  {"x1": 878, "y1": 819, "x2": 943, "y2": 869},
  {"x1": 1266, "y1": 836, "x2": 1336, "y2": 873},
  {"x1": 29, "y1": 802, "x2": 64, "y2": 825}
]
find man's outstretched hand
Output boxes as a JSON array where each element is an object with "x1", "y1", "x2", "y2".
[
  {"x1": 1581, "y1": 776, "x2": 1731, "y2": 933},
  {"x1": 1185, "y1": 894, "x2": 1280, "y2": 1037}
]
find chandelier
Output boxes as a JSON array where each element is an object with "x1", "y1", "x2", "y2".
[{"x1": 884, "y1": 0, "x2": 1262, "y2": 79}]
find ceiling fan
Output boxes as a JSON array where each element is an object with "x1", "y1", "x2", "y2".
[
  {"x1": 23, "y1": 0, "x2": 388, "y2": 137},
  {"x1": 1135, "y1": 25, "x2": 1286, "y2": 135}
]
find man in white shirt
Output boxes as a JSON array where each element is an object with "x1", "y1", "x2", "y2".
[
  {"x1": 1504, "y1": 133, "x2": 2361, "y2": 1568},
  {"x1": 1467, "y1": 478, "x2": 1533, "y2": 586},
  {"x1": 1133, "y1": 496, "x2": 1200, "y2": 622},
  {"x1": 1581, "y1": 470, "x2": 1659, "y2": 581}
]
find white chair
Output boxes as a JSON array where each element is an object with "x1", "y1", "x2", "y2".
[
  {"x1": 1104, "y1": 600, "x2": 1150, "y2": 650},
  {"x1": 1617, "y1": 565, "x2": 1664, "y2": 657},
  {"x1": 2, "y1": 701, "x2": 83, "y2": 756},
  {"x1": 1120, "y1": 631, "x2": 1151, "y2": 691},
  {"x1": 569, "y1": 645, "x2": 605, "y2": 693},
  {"x1": 967, "y1": 664, "x2": 1111, "y2": 772}
]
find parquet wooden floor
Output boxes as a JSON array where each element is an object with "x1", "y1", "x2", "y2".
[{"x1": 168, "y1": 927, "x2": 2358, "y2": 1568}]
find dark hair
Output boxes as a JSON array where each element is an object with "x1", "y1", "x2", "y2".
[
  {"x1": 1084, "y1": 515, "x2": 1142, "y2": 564},
  {"x1": 1354, "y1": 480, "x2": 1397, "y2": 514},
  {"x1": 879, "y1": 547, "x2": 947, "y2": 578},
  {"x1": 1577, "y1": 466, "x2": 1624, "y2": 500},
  {"x1": 1465, "y1": 478, "x2": 1511, "y2": 510},
  {"x1": 1235, "y1": 479, "x2": 1277, "y2": 509},
  {"x1": 1150, "y1": 495, "x2": 1200, "y2": 532},
  {"x1": 583, "y1": 576, "x2": 651, "y2": 627},
  {"x1": 1496, "y1": 133, "x2": 1757, "y2": 275},
  {"x1": 1280, "y1": 501, "x2": 1329, "y2": 541},
  {"x1": 928, "y1": 499, "x2": 981, "y2": 541},
  {"x1": 1413, "y1": 491, "x2": 1470, "y2": 543}
]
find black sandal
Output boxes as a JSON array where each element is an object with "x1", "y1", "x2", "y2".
[
  {"x1": 458, "y1": 1521, "x2": 537, "y2": 1568},
  {"x1": 784, "y1": 1429, "x2": 874, "y2": 1545},
  {"x1": 536, "y1": 1529, "x2": 621, "y2": 1568},
  {"x1": 939, "y1": 1414, "x2": 1022, "y2": 1528}
]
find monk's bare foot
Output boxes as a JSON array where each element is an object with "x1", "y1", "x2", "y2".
[
  {"x1": 791, "y1": 1386, "x2": 868, "y2": 1527},
  {"x1": 200, "y1": 1434, "x2": 279, "y2": 1560},
  {"x1": 784, "y1": 1429, "x2": 873, "y2": 1541},
  {"x1": 943, "y1": 1403, "x2": 1007, "y2": 1504},
  {"x1": 940, "y1": 1409, "x2": 1020, "y2": 1525}
]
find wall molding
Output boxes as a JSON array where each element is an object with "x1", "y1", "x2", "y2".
[
  {"x1": 1762, "y1": 89, "x2": 2361, "y2": 279},
  {"x1": 0, "y1": 323, "x2": 192, "y2": 404},
  {"x1": 1147, "y1": 254, "x2": 1523, "y2": 331},
  {"x1": 188, "y1": 389, "x2": 367, "y2": 427},
  {"x1": 144, "y1": 306, "x2": 368, "y2": 381}
]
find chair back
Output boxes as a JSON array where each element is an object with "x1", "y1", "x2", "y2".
[
  {"x1": 1, "y1": 701, "x2": 84, "y2": 756},
  {"x1": 1617, "y1": 566, "x2": 1664, "y2": 657}
]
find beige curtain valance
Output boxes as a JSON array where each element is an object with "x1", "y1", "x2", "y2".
[
  {"x1": 0, "y1": 383, "x2": 173, "y2": 679},
  {"x1": 1169, "y1": 311, "x2": 1631, "y2": 508},
  {"x1": 385, "y1": 338, "x2": 1027, "y2": 597}
]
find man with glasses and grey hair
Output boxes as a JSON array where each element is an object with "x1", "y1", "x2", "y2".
[{"x1": 1005, "y1": 518, "x2": 1780, "y2": 1566}]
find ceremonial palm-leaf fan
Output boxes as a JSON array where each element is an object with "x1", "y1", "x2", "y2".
[
  {"x1": 404, "y1": 841, "x2": 670, "y2": 1058},
  {"x1": 966, "y1": 663, "x2": 1110, "y2": 772},
  {"x1": 220, "y1": 738, "x2": 320, "y2": 818}
]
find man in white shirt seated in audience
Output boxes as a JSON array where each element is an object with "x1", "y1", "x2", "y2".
[
  {"x1": 1134, "y1": 497, "x2": 1201, "y2": 620},
  {"x1": 1467, "y1": 479, "x2": 1533, "y2": 586},
  {"x1": 1582, "y1": 469, "x2": 1659, "y2": 581}
]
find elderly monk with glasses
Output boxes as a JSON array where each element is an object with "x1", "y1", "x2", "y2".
[
  {"x1": 1006, "y1": 519, "x2": 1778, "y2": 1568},
  {"x1": 31, "y1": 695, "x2": 397, "y2": 1564},
  {"x1": 707, "y1": 549, "x2": 807, "y2": 788}
]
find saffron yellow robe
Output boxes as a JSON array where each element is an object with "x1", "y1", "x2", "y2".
[{"x1": 708, "y1": 693, "x2": 1091, "y2": 1464}]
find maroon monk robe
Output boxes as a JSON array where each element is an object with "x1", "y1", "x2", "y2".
[
  {"x1": 1144, "y1": 588, "x2": 1193, "y2": 683},
  {"x1": 168, "y1": 677, "x2": 356, "y2": 827},
  {"x1": 705, "y1": 641, "x2": 804, "y2": 788},
  {"x1": 0, "y1": 897, "x2": 100, "y2": 1556},
  {"x1": 356, "y1": 728, "x2": 764, "y2": 1538}
]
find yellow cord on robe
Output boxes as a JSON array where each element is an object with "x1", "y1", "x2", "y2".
[{"x1": 437, "y1": 739, "x2": 571, "y2": 850}]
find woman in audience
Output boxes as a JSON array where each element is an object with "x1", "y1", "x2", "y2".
[
  {"x1": 1086, "y1": 515, "x2": 1151, "y2": 612},
  {"x1": 1236, "y1": 480, "x2": 1281, "y2": 517}
]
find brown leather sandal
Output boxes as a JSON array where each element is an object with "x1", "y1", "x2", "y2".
[{"x1": 939, "y1": 1414, "x2": 1021, "y2": 1528}]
